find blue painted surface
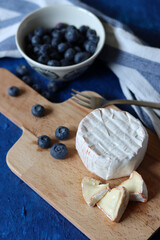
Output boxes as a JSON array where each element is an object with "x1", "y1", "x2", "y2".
[{"x1": 0, "y1": 1, "x2": 160, "y2": 239}]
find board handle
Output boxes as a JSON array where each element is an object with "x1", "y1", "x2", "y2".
[{"x1": 0, "y1": 68, "x2": 55, "y2": 136}]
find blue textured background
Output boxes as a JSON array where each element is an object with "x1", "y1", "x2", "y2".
[{"x1": 0, "y1": 1, "x2": 160, "y2": 239}]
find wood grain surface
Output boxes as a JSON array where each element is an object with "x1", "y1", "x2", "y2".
[{"x1": 0, "y1": 68, "x2": 160, "y2": 240}]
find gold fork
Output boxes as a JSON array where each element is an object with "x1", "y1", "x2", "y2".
[{"x1": 71, "y1": 89, "x2": 160, "y2": 109}]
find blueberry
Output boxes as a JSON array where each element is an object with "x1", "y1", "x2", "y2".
[
  {"x1": 88, "y1": 35, "x2": 99, "y2": 44},
  {"x1": 51, "y1": 38, "x2": 60, "y2": 48},
  {"x1": 74, "y1": 46, "x2": 81, "y2": 52},
  {"x1": 64, "y1": 48, "x2": 75, "y2": 60},
  {"x1": 32, "y1": 84, "x2": 41, "y2": 93},
  {"x1": 42, "y1": 35, "x2": 51, "y2": 44},
  {"x1": 21, "y1": 75, "x2": 33, "y2": 86},
  {"x1": 84, "y1": 40, "x2": 97, "y2": 54},
  {"x1": 47, "y1": 80, "x2": 58, "y2": 92},
  {"x1": 42, "y1": 91, "x2": 51, "y2": 100},
  {"x1": 65, "y1": 29, "x2": 79, "y2": 43},
  {"x1": 50, "y1": 143, "x2": 68, "y2": 159},
  {"x1": 74, "y1": 52, "x2": 90, "y2": 64},
  {"x1": 55, "y1": 23, "x2": 67, "y2": 29},
  {"x1": 60, "y1": 59, "x2": 72, "y2": 66},
  {"x1": 55, "y1": 126, "x2": 70, "y2": 140},
  {"x1": 37, "y1": 54, "x2": 49, "y2": 64},
  {"x1": 38, "y1": 135, "x2": 51, "y2": 149},
  {"x1": 31, "y1": 104, "x2": 45, "y2": 117},
  {"x1": 8, "y1": 86, "x2": 19, "y2": 97},
  {"x1": 47, "y1": 59, "x2": 60, "y2": 66},
  {"x1": 26, "y1": 33, "x2": 33, "y2": 43},
  {"x1": 39, "y1": 44, "x2": 51, "y2": 55},
  {"x1": 31, "y1": 35, "x2": 41, "y2": 46},
  {"x1": 86, "y1": 28, "x2": 96, "y2": 38},
  {"x1": 49, "y1": 49, "x2": 61, "y2": 60},
  {"x1": 51, "y1": 30, "x2": 63, "y2": 41},
  {"x1": 57, "y1": 43, "x2": 68, "y2": 53},
  {"x1": 60, "y1": 28, "x2": 67, "y2": 36},
  {"x1": 34, "y1": 26, "x2": 45, "y2": 37},
  {"x1": 26, "y1": 44, "x2": 33, "y2": 54},
  {"x1": 79, "y1": 25, "x2": 89, "y2": 34},
  {"x1": 77, "y1": 33, "x2": 85, "y2": 45},
  {"x1": 66, "y1": 25, "x2": 76, "y2": 31},
  {"x1": 33, "y1": 45, "x2": 40, "y2": 54},
  {"x1": 16, "y1": 65, "x2": 29, "y2": 76}
]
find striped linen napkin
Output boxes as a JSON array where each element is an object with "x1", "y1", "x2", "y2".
[{"x1": 0, "y1": 0, "x2": 160, "y2": 138}]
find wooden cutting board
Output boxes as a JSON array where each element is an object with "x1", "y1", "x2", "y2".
[{"x1": 0, "y1": 68, "x2": 160, "y2": 240}]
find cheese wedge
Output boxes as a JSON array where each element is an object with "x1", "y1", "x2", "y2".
[
  {"x1": 81, "y1": 177, "x2": 110, "y2": 206},
  {"x1": 76, "y1": 108, "x2": 148, "y2": 180},
  {"x1": 97, "y1": 186, "x2": 129, "y2": 222},
  {"x1": 119, "y1": 171, "x2": 148, "y2": 202}
]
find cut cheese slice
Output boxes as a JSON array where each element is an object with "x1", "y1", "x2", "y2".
[
  {"x1": 76, "y1": 108, "x2": 148, "y2": 180},
  {"x1": 81, "y1": 177, "x2": 110, "y2": 206},
  {"x1": 119, "y1": 171, "x2": 148, "y2": 202},
  {"x1": 97, "y1": 186, "x2": 129, "y2": 222}
]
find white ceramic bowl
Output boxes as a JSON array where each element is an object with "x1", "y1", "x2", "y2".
[{"x1": 16, "y1": 4, "x2": 105, "y2": 81}]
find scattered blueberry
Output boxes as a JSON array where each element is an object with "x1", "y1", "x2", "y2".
[
  {"x1": 42, "y1": 91, "x2": 51, "y2": 100},
  {"x1": 47, "y1": 59, "x2": 60, "y2": 66},
  {"x1": 74, "y1": 52, "x2": 90, "y2": 64},
  {"x1": 84, "y1": 40, "x2": 97, "y2": 54},
  {"x1": 34, "y1": 26, "x2": 45, "y2": 37},
  {"x1": 47, "y1": 80, "x2": 58, "y2": 92},
  {"x1": 57, "y1": 43, "x2": 68, "y2": 53},
  {"x1": 8, "y1": 86, "x2": 19, "y2": 97},
  {"x1": 55, "y1": 126, "x2": 70, "y2": 140},
  {"x1": 22, "y1": 75, "x2": 33, "y2": 86},
  {"x1": 38, "y1": 135, "x2": 51, "y2": 149},
  {"x1": 64, "y1": 48, "x2": 75, "y2": 60},
  {"x1": 16, "y1": 65, "x2": 29, "y2": 76},
  {"x1": 31, "y1": 104, "x2": 45, "y2": 117},
  {"x1": 32, "y1": 84, "x2": 41, "y2": 93},
  {"x1": 50, "y1": 143, "x2": 68, "y2": 159}
]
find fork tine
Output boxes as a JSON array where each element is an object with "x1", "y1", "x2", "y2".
[
  {"x1": 71, "y1": 89, "x2": 91, "y2": 99},
  {"x1": 71, "y1": 93, "x2": 90, "y2": 104},
  {"x1": 72, "y1": 98, "x2": 92, "y2": 108}
]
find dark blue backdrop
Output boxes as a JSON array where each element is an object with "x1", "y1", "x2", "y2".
[{"x1": 0, "y1": 1, "x2": 160, "y2": 239}]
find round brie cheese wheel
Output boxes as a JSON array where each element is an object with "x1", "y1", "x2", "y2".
[{"x1": 76, "y1": 108, "x2": 148, "y2": 180}]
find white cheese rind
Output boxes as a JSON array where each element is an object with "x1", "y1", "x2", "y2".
[
  {"x1": 119, "y1": 171, "x2": 148, "y2": 202},
  {"x1": 81, "y1": 177, "x2": 110, "y2": 206},
  {"x1": 76, "y1": 108, "x2": 148, "y2": 180},
  {"x1": 97, "y1": 186, "x2": 129, "y2": 222}
]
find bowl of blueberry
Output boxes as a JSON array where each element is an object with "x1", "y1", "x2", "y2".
[{"x1": 16, "y1": 4, "x2": 105, "y2": 81}]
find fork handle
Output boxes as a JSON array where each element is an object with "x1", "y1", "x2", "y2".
[{"x1": 104, "y1": 99, "x2": 160, "y2": 110}]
